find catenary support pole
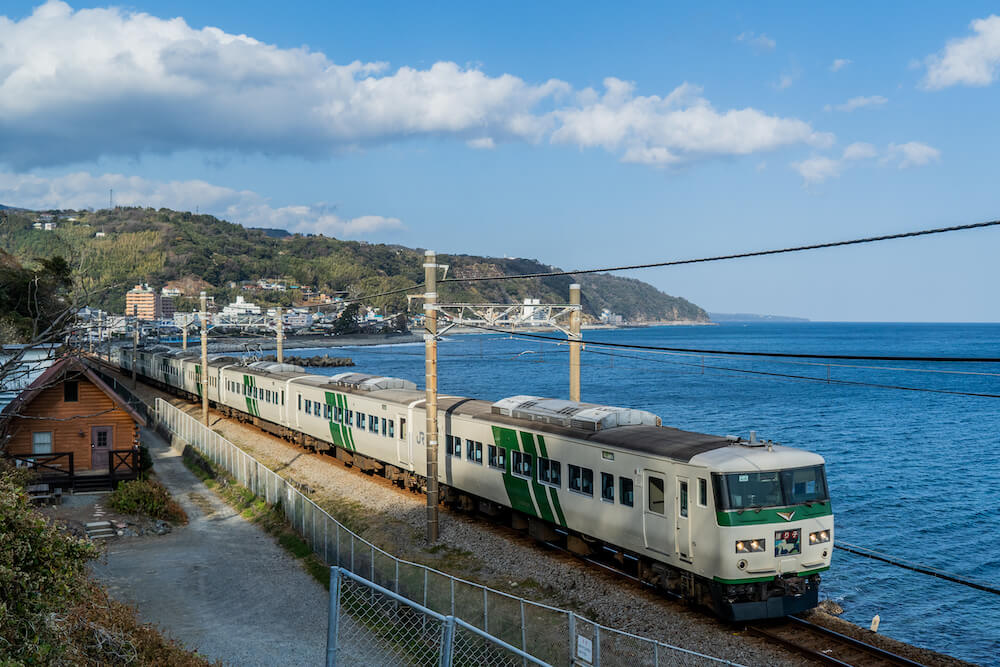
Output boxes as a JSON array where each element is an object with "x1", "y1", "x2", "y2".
[
  {"x1": 424, "y1": 250, "x2": 439, "y2": 543},
  {"x1": 276, "y1": 306, "x2": 284, "y2": 363},
  {"x1": 132, "y1": 304, "x2": 138, "y2": 387},
  {"x1": 200, "y1": 291, "x2": 209, "y2": 426},
  {"x1": 569, "y1": 283, "x2": 581, "y2": 402}
]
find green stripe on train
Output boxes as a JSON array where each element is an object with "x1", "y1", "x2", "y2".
[
  {"x1": 716, "y1": 503, "x2": 833, "y2": 526},
  {"x1": 492, "y1": 426, "x2": 535, "y2": 517},
  {"x1": 325, "y1": 391, "x2": 354, "y2": 451},
  {"x1": 535, "y1": 434, "x2": 567, "y2": 527},
  {"x1": 518, "y1": 432, "x2": 555, "y2": 524}
]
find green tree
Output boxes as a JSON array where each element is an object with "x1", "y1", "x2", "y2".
[{"x1": 332, "y1": 303, "x2": 361, "y2": 335}]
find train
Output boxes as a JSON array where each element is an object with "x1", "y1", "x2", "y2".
[{"x1": 111, "y1": 345, "x2": 834, "y2": 621}]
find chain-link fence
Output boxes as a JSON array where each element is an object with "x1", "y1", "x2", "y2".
[
  {"x1": 155, "y1": 398, "x2": 745, "y2": 667},
  {"x1": 328, "y1": 566, "x2": 546, "y2": 667}
]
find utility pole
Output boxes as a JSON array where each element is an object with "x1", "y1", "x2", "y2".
[
  {"x1": 132, "y1": 304, "x2": 138, "y2": 387},
  {"x1": 424, "y1": 250, "x2": 439, "y2": 543},
  {"x1": 182, "y1": 314, "x2": 188, "y2": 350},
  {"x1": 200, "y1": 291, "x2": 209, "y2": 426},
  {"x1": 276, "y1": 306, "x2": 284, "y2": 363},
  {"x1": 569, "y1": 283, "x2": 581, "y2": 402}
]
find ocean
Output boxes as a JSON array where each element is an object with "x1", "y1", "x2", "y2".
[{"x1": 283, "y1": 322, "x2": 1000, "y2": 665}]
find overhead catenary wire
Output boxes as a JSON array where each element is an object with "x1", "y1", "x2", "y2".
[
  {"x1": 437, "y1": 219, "x2": 1000, "y2": 283},
  {"x1": 581, "y1": 347, "x2": 1000, "y2": 399},
  {"x1": 333, "y1": 219, "x2": 1000, "y2": 307},
  {"x1": 836, "y1": 542, "x2": 1000, "y2": 596},
  {"x1": 450, "y1": 322, "x2": 1000, "y2": 363}
]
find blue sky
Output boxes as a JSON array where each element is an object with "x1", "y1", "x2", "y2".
[{"x1": 1, "y1": 1, "x2": 998, "y2": 321}]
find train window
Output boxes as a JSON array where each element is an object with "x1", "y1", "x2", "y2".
[
  {"x1": 324, "y1": 404, "x2": 332, "y2": 419},
  {"x1": 568, "y1": 465, "x2": 594, "y2": 496},
  {"x1": 357, "y1": 412, "x2": 366, "y2": 430},
  {"x1": 381, "y1": 418, "x2": 388, "y2": 436},
  {"x1": 348, "y1": 410, "x2": 354, "y2": 426},
  {"x1": 298, "y1": 394, "x2": 302, "y2": 410},
  {"x1": 648, "y1": 477, "x2": 665, "y2": 514},
  {"x1": 620, "y1": 478, "x2": 634, "y2": 507},
  {"x1": 399, "y1": 418, "x2": 406, "y2": 439},
  {"x1": 466, "y1": 440, "x2": 483, "y2": 464},
  {"x1": 281, "y1": 391, "x2": 285, "y2": 405},
  {"x1": 511, "y1": 451, "x2": 532, "y2": 478},
  {"x1": 488, "y1": 445, "x2": 505, "y2": 471},
  {"x1": 369, "y1": 415, "x2": 378, "y2": 432},
  {"x1": 680, "y1": 481, "x2": 689, "y2": 518},
  {"x1": 601, "y1": 473, "x2": 615, "y2": 503},
  {"x1": 698, "y1": 479, "x2": 708, "y2": 507},
  {"x1": 388, "y1": 420, "x2": 395, "y2": 438},
  {"x1": 446, "y1": 435, "x2": 460, "y2": 457},
  {"x1": 304, "y1": 399, "x2": 312, "y2": 415},
  {"x1": 538, "y1": 458, "x2": 561, "y2": 487}
]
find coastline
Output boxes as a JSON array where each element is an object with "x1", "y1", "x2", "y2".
[{"x1": 157, "y1": 320, "x2": 715, "y2": 355}]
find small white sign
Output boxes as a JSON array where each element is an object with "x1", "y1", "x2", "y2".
[{"x1": 576, "y1": 635, "x2": 593, "y2": 664}]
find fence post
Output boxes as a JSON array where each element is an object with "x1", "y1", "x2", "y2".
[
  {"x1": 450, "y1": 578, "x2": 455, "y2": 617},
  {"x1": 483, "y1": 588, "x2": 488, "y2": 632},
  {"x1": 520, "y1": 600, "x2": 526, "y2": 651},
  {"x1": 594, "y1": 626, "x2": 601, "y2": 667},
  {"x1": 325, "y1": 567, "x2": 341, "y2": 667},
  {"x1": 324, "y1": 515, "x2": 329, "y2": 564},
  {"x1": 440, "y1": 616, "x2": 456, "y2": 667},
  {"x1": 568, "y1": 612, "x2": 576, "y2": 663}
]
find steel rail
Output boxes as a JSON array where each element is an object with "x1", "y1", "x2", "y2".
[{"x1": 747, "y1": 615, "x2": 927, "y2": 667}]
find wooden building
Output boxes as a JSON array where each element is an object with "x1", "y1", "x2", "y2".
[{"x1": 1, "y1": 356, "x2": 144, "y2": 489}]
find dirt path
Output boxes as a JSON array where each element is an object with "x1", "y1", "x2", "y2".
[{"x1": 91, "y1": 427, "x2": 330, "y2": 666}]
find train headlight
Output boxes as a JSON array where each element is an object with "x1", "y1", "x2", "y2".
[
  {"x1": 809, "y1": 530, "x2": 831, "y2": 545},
  {"x1": 735, "y1": 539, "x2": 766, "y2": 553}
]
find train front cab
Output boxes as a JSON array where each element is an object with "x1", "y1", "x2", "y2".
[{"x1": 701, "y1": 454, "x2": 833, "y2": 621}]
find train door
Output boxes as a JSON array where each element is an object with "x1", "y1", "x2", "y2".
[
  {"x1": 676, "y1": 476, "x2": 692, "y2": 562},
  {"x1": 642, "y1": 470, "x2": 673, "y2": 555},
  {"x1": 396, "y1": 415, "x2": 411, "y2": 466}
]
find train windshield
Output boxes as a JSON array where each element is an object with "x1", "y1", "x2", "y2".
[{"x1": 713, "y1": 465, "x2": 828, "y2": 510}]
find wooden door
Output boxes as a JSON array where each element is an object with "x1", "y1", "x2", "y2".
[{"x1": 91, "y1": 426, "x2": 112, "y2": 470}]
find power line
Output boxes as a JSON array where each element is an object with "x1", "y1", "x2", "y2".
[
  {"x1": 452, "y1": 322, "x2": 1000, "y2": 363},
  {"x1": 836, "y1": 542, "x2": 1000, "y2": 596},
  {"x1": 438, "y1": 219, "x2": 1000, "y2": 283},
  {"x1": 582, "y1": 347, "x2": 1000, "y2": 399},
  {"x1": 337, "y1": 219, "x2": 1000, "y2": 307}
]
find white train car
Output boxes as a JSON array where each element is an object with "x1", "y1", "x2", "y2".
[{"x1": 114, "y1": 348, "x2": 833, "y2": 620}]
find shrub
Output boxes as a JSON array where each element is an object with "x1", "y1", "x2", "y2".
[
  {"x1": 107, "y1": 479, "x2": 187, "y2": 524},
  {"x1": 0, "y1": 464, "x2": 98, "y2": 662}
]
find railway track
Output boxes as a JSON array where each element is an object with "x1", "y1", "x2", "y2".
[{"x1": 746, "y1": 616, "x2": 926, "y2": 666}]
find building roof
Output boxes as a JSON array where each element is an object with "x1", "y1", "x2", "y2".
[{"x1": 0, "y1": 356, "x2": 147, "y2": 427}]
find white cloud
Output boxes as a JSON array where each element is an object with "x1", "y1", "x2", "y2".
[
  {"x1": 774, "y1": 73, "x2": 797, "y2": 90},
  {"x1": 550, "y1": 79, "x2": 831, "y2": 167},
  {"x1": 792, "y1": 140, "x2": 938, "y2": 184},
  {"x1": 736, "y1": 31, "x2": 776, "y2": 52},
  {"x1": 0, "y1": 1, "x2": 569, "y2": 168},
  {"x1": 466, "y1": 137, "x2": 496, "y2": 149},
  {"x1": 842, "y1": 142, "x2": 878, "y2": 161},
  {"x1": 0, "y1": 171, "x2": 403, "y2": 237},
  {"x1": 0, "y1": 1, "x2": 830, "y2": 172},
  {"x1": 830, "y1": 58, "x2": 852, "y2": 72},
  {"x1": 886, "y1": 142, "x2": 941, "y2": 168},
  {"x1": 922, "y1": 15, "x2": 1000, "y2": 89},
  {"x1": 824, "y1": 95, "x2": 888, "y2": 112},
  {"x1": 791, "y1": 156, "x2": 842, "y2": 185}
]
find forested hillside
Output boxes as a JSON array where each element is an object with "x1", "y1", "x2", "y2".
[{"x1": 0, "y1": 207, "x2": 709, "y2": 322}]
